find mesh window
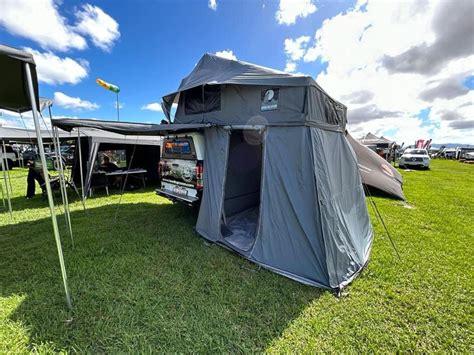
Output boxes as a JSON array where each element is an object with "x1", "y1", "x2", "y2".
[{"x1": 184, "y1": 85, "x2": 221, "y2": 115}]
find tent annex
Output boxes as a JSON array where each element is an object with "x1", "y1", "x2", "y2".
[{"x1": 68, "y1": 127, "x2": 162, "y2": 198}]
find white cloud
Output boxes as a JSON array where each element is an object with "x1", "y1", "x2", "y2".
[
  {"x1": 276, "y1": 0, "x2": 317, "y2": 25},
  {"x1": 54, "y1": 92, "x2": 99, "y2": 110},
  {"x1": 141, "y1": 103, "x2": 163, "y2": 112},
  {"x1": 24, "y1": 48, "x2": 89, "y2": 85},
  {"x1": 215, "y1": 49, "x2": 237, "y2": 60},
  {"x1": 209, "y1": 0, "x2": 217, "y2": 11},
  {"x1": 0, "y1": 0, "x2": 86, "y2": 51},
  {"x1": 286, "y1": 0, "x2": 474, "y2": 143},
  {"x1": 284, "y1": 36, "x2": 310, "y2": 61},
  {"x1": 0, "y1": 0, "x2": 119, "y2": 52},
  {"x1": 283, "y1": 36, "x2": 310, "y2": 73},
  {"x1": 284, "y1": 62, "x2": 296, "y2": 73},
  {"x1": 74, "y1": 4, "x2": 120, "y2": 52}
]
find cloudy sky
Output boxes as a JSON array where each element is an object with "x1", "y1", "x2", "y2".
[{"x1": 0, "y1": 0, "x2": 472, "y2": 144}]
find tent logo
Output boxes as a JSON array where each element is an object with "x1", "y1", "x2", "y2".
[{"x1": 261, "y1": 89, "x2": 279, "y2": 111}]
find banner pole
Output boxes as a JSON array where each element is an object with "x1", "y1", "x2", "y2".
[{"x1": 116, "y1": 93, "x2": 120, "y2": 122}]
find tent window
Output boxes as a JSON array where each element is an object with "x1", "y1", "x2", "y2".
[{"x1": 184, "y1": 85, "x2": 221, "y2": 115}]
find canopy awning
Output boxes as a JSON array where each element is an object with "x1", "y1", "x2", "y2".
[
  {"x1": 52, "y1": 118, "x2": 211, "y2": 136},
  {"x1": 0, "y1": 44, "x2": 39, "y2": 113}
]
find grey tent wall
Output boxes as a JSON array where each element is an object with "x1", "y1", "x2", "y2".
[
  {"x1": 250, "y1": 126, "x2": 331, "y2": 288},
  {"x1": 310, "y1": 128, "x2": 373, "y2": 289},
  {"x1": 195, "y1": 127, "x2": 229, "y2": 241}
]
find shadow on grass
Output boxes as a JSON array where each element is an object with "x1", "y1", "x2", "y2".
[
  {"x1": 0, "y1": 202, "x2": 322, "y2": 352},
  {"x1": 1, "y1": 184, "x2": 159, "y2": 214}
]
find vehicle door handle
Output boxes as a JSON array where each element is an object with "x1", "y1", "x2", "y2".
[{"x1": 172, "y1": 164, "x2": 179, "y2": 167}]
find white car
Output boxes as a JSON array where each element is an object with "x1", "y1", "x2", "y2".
[{"x1": 399, "y1": 148, "x2": 430, "y2": 169}]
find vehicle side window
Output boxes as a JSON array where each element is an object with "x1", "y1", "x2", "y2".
[{"x1": 184, "y1": 85, "x2": 221, "y2": 115}]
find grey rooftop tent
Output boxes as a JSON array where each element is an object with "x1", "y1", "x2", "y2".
[
  {"x1": 166, "y1": 54, "x2": 372, "y2": 290},
  {"x1": 162, "y1": 54, "x2": 373, "y2": 290},
  {"x1": 56, "y1": 54, "x2": 374, "y2": 291}
]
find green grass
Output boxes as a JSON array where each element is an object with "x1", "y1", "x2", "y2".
[{"x1": 0, "y1": 160, "x2": 473, "y2": 352}]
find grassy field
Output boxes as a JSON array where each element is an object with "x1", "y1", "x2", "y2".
[{"x1": 0, "y1": 160, "x2": 472, "y2": 352}]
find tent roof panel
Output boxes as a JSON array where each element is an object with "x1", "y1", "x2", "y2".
[{"x1": 0, "y1": 44, "x2": 40, "y2": 113}]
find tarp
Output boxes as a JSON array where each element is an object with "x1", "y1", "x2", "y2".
[
  {"x1": 347, "y1": 133, "x2": 404, "y2": 200},
  {"x1": 0, "y1": 44, "x2": 39, "y2": 113}
]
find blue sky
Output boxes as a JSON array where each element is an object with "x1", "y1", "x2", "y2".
[
  {"x1": 0, "y1": 0, "x2": 353, "y2": 123},
  {"x1": 0, "y1": 0, "x2": 472, "y2": 143}
]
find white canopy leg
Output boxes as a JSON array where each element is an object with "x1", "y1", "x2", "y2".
[
  {"x1": 77, "y1": 128, "x2": 86, "y2": 209},
  {"x1": 1, "y1": 143, "x2": 12, "y2": 219},
  {"x1": 53, "y1": 126, "x2": 74, "y2": 247},
  {"x1": 2, "y1": 140, "x2": 13, "y2": 194},
  {"x1": 25, "y1": 62, "x2": 72, "y2": 309}
]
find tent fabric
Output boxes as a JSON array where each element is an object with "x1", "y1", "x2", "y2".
[
  {"x1": 0, "y1": 44, "x2": 39, "y2": 113},
  {"x1": 347, "y1": 133, "x2": 405, "y2": 200},
  {"x1": 162, "y1": 54, "x2": 346, "y2": 130}
]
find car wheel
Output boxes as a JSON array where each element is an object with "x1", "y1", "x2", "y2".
[
  {"x1": 7, "y1": 159, "x2": 14, "y2": 170},
  {"x1": 399, "y1": 165, "x2": 405, "y2": 169}
]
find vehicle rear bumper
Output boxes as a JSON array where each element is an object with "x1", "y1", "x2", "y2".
[{"x1": 156, "y1": 188, "x2": 200, "y2": 206}]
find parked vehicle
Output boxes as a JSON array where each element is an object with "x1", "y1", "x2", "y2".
[
  {"x1": 156, "y1": 133, "x2": 205, "y2": 206},
  {"x1": 399, "y1": 148, "x2": 430, "y2": 169},
  {"x1": 0, "y1": 144, "x2": 19, "y2": 169}
]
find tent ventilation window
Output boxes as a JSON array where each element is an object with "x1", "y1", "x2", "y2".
[
  {"x1": 221, "y1": 129, "x2": 263, "y2": 252},
  {"x1": 184, "y1": 85, "x2": 221, "y2": 115}
]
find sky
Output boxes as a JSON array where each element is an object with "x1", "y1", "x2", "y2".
[{"x1": 0, "y1": 0, "x2": 472, "y2": 144}]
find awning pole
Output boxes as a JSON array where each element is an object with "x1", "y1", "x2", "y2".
[
  {"x1": 53, "y1": 126, "x2": 74, "y2": 247},
  {"x1": 76, "y1": 128, "x2": 86, "y2": 209},
  {"x1": 25, "y1": 62, "x2": 72, "y2": 309},
  {"x1": 2, "y1": 139, "x2": 13, "y2": 195},
  {"x1": 0, "y1": 177, "x2": 5, "y2": 209},
  {"x1": 85, "y1": 142, "x2": 99, "y2": 197},
  {"x1": 1, "y1": 140, "x2": 12, "y2": 219}
]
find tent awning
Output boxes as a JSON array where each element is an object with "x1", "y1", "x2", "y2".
[
  {"x1": 0, "y1": 44, "x2": 39, "y2": 113},
  {"x1": 52, "y1": 118, "x2": 211, "y2": 136}
]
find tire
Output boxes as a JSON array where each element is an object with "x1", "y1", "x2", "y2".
[
  {"x1": 399, "y1": 165, "x2": 405, "y2": 169},
  {"x1": 7, "y1": 159, "x2": 14, "y2": 170}
]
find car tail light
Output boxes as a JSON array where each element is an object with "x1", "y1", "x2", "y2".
[
  {"x1": 159, "y1": 160, "x2": 170, "y2": 177},
  {"x1": 195, "y1": 161, "x2": 203, "y2": 190}
]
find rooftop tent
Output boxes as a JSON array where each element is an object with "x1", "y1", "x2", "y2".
[
  {"x1": 0, "y1": 44, "x2": 72, "y2": 308},
  {"x1": 347, "y1": 133, "x2": 405, "y2": 200},
  {"x1": 159, "y1": 54, "x2": 373, "y2": 291}
]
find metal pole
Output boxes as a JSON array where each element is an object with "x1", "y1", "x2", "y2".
[
  {"x1": 1, "y1": 140, "x2": 12, "y2": 219},
  {"x1": 53, "y1": 126, "x2": 74, "y2": 247},
  {"x1": 116, "y1": 93, "x2": 120, "y2": 122},
  {"x1": 25, "y1": 63, "x2": 72, "y2": 309},
  {"x1": 77, "y1": 128, "x2": 86, "y2": 209},
  {"x1": 0, "y1": 178, "x2": 5, "y2": 209},
  {"x1": 2, "y1": 139, "x2": 13, "y2": 195}
]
